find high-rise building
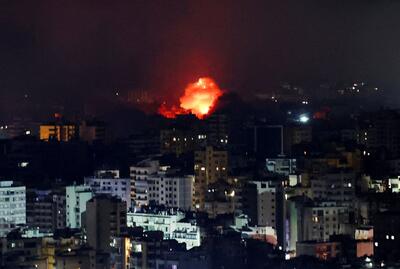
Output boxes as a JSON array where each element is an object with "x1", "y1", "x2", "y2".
[
  {"x1": 130, "y1": 160, "x2": 160, "y2": 207},
  {"x1": 0, "y1": 181, "x2": 26, "y2": 237},
  {"x1": 252, "y1": 181, "x2": 279, "y2": 228},
  {"x1": 242, "y1": 180, "x2": 286, "y2": 249},
  {"x1": 127, "y1": 209, "x2": 201, "y2": 249},
  {"x1": 310, "y1": 172, "x2": 356, "y2": 207},
  {"x1": 241, "y1": 182, "x2": 258, "y2": 226},
  {"x1": 0, "y1": 234, "x2": 57, "y2": 268},
  {"x1": 194, "y1": 146, "x2": 228, "y2": 209},
  {"x1": 359, "y1": 109, "x2": 400, "y2": 158},
  {"x1": 130, "y1": 160, "x2": 194, "y2": 210},
  {"x1": 40, "y1": 122, "x2": 77, "y2": 142},
  {"x1": 84, "y1": 176, "x2": 131, "y2": 209},
  {"x1": 25, "y1": 188, "x2": 66, "y2": 232},
  {"x1": 52, "y1": 189, "x2": 66, "y2": 230},
  {"x1": 285, "y1": 197, "x2": 301, "y2": 253},
  {"x1": 204, "y1": 180, "x2": 238, "y2": 218},
  {"x1": 284, "y1": 197, "x2": 354, "y2": 256},
  {"x1": 160, "y1": 128, "x2": 205, "y2": 156},
  {"x1": 66, "y1": 184, "x2": 93, "y2": 229},
  {"x1": 26, "y1": 190, "x2": 54, "y2": 232},
  {"x1": 297, "y1": 201, "x2": 350, "y2": 242},
  {"x1": 148, "y1": 170, "x2": 194, "y2": 210},
  {"x1": 85, "y1": 195, "x2": 127, "y2": 252},
  {"x1": 206, "y1": 113, "x2": 229, "y2": 147}
]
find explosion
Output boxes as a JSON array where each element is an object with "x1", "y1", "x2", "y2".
[{"x1": 159, "y1": 77, "x2": 223, "y2": 119}]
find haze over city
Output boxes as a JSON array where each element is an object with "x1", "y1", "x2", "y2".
[{"x1": 2, "y1": 1, "x2": 400, "y2": 111}]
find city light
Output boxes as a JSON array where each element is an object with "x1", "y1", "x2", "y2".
[{"x1": 299, "y1": 114, "x2": 310, "y2": 123}]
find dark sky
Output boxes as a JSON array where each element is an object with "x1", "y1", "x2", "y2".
[{"x1": 1, "y1": 0, "x2": 400, "y2": 108}]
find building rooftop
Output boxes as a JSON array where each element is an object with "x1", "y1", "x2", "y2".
[
  {"x1": 0, "y1": 181, "x2": 23, "y2": 188},
  {"x1": 132, "y1": 206, "x2": 185, "y2": 216}
]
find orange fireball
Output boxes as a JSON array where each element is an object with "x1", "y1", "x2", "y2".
[{"x1": 159, "y1": 77, "x2": 223, "y2": 119}]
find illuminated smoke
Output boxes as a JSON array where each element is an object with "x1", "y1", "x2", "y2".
[
  {"x1": 159, "y1": 77, "x2": 223, "y2": 119},
  {"x1": 158, "y1": 104, "x2": 185, "y2": 119}
]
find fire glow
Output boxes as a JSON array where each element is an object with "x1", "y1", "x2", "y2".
[{"x1": 159, "y1": 77, "x2": 223, "y2": 119}]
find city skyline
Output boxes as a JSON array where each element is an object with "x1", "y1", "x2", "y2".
[{"x1": 2, "y1": 2, "x2": 400, "y2": 269}]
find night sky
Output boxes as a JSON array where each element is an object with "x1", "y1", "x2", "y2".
[{"x1": 2, "y1": 0, "x2": 400, "y2": 108}]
